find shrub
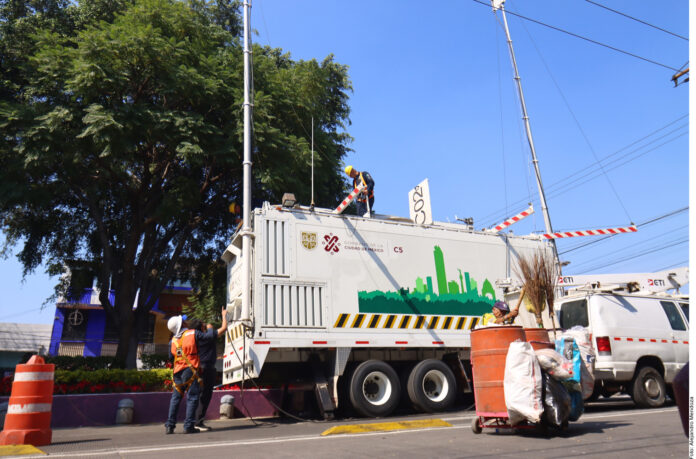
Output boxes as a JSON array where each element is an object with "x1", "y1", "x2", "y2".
[
  {"x1": 140, "y1": 353, "x2": 170, "y2": 370},
  {"x1": 45, "y1": 356, "x2": 117, "y2": 371},
  {"x1": 52, "y1": 368, "x2": 173, "y2": 394}
]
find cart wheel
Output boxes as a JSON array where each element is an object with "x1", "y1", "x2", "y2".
[{"x1": 471, "y1": 417, "x2": 482, "y2": 434}]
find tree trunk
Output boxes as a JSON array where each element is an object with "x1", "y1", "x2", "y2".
[{"x1": 114, "y1": 311, "x2": 134, "y2": 368}]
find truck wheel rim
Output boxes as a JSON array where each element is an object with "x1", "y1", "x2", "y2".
[
  {"x1": 422, "y1": 369, "x2": 448, "y2": 402},
  {"x1": 362, "y1": 371, "x2": 392, "y2": 406},
  {"x1": 644, "y1": 377, "x2": 660, "y2": 398}
]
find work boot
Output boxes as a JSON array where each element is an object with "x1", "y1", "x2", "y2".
[
  {"x1": 195, "y1": 421, "x2": 211, "y2": 431},
  {"x1": 183, "y1": 427, "x2": 199, "y2": 434},
  {"x1": 165, "y1": 426, "x2": 174, "y2": 435}
]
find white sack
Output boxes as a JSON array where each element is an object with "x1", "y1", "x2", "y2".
[{"x1": 504, "y1": 340, "x2": 543, "y2": 425}]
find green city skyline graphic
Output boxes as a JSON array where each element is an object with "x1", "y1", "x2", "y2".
[{"x1": 358, "y1": 246, "x2": 496, "y2": 316}]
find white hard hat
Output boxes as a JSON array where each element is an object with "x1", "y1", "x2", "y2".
[{"x1": 167, "y1": 315, "x2": 183, "y2": 335}]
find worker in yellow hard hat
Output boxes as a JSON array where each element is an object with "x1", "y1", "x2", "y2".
[{"x1": 344, "y1": 165, "x2": 375, "y2": 217}]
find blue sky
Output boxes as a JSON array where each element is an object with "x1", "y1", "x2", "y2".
[{"x1": 0, "y1": 0, "x2": 689, "y2": 324}]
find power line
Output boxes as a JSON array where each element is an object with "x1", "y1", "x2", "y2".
[
  {"x1": 478, "y1": 114, "x2": 688, "y2": 227},
  {"x1": 655, "y1": 260, "x2": 689, "y2": 272},
  {"x1": 479, "y1": 122, "x2": 688, "y2": 228},
  {"x1": 518, "y1": 17, "x2": 633, "y2": 224},
  {"x1": 559, "y1": 206, "x2": 688, "y2": 256},
  {"x1": 576, "y1": 238, "x2": 687, "y2": 273},
  {"x1": 471, "y1": 0, "x2": 681, "y2": 72},
  {"x1": 585, "y1": 0, "x2": 688, "y2": 42}
]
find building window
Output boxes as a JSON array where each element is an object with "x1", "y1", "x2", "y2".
[{"x1": 61, "y1": 309, "x2": 89, "y2": 340}]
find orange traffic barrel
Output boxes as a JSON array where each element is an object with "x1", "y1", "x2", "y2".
[
  {"x1": 0, "y1": 356, "x2": 54, "y2": 446},
  {"x1": 470, "y1": 326, "x2": 525, "y2": 417},
  {"x1": 524, "y1": 328, "x2": 554, "y2": 350}
]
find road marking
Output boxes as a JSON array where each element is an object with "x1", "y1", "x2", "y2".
[
  {"x1": 321, "y1": 419, "x2": 452, "y2": 436},
  {"x1": 20, "y1": 407, "x2": 680, "y2": 458},
  {"x1": 441, "y1": 407, "x2": 677, "y2": 422},
  {"x1": 0, "y1": 445, "x2": 46, "y2": 456}
]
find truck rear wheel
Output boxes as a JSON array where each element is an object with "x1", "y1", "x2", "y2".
[
  {"x1": 407, "y1": 359, "x2": 457, "y2": 413},
  {"x1": 631, "y1": 366, "x2": 666, "y2": 408},
  {"x1": 348, "y1": 360, "x2": 401, "y2": 417}
]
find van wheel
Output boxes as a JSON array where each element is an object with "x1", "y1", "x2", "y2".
[
  {"x1": 348, "y1": 360, "x2": 401, "y2": 417},
  {"x1": 407, "y1": 359, "x2": 457, "y2": 413},
  {"x1": 631, "y1": 366, "x2": 666, "y2": 408}
]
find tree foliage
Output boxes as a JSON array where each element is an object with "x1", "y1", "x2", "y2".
[{"x1": 0, "y1": 0, "x2": 352, "y2": 367}]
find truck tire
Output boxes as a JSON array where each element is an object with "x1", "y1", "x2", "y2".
[
  {"x1": 407, "y1": 359, "x2": 457, "y2": 413},
  {"x1": 631, "y1": 366, "x2": 666, "y2": 408},
  {"x1": 348, "y1": 360, "x2": 401, "y2": 417}
]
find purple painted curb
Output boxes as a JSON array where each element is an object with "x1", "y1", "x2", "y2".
[{"x1": 1, "y1": 389, "x2": 288, "y2": 428}]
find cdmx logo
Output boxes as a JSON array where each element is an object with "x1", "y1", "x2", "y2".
[{"x1": 323, "y1": 233, "x2": 340, "y2": 254}]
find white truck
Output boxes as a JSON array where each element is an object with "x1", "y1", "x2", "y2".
[
  {"x1": 554, "y1": 268, "x2": 689, "y2": 408},
  {"x1": 222, "y1": 202, "x2": 555, "y2": 417}
]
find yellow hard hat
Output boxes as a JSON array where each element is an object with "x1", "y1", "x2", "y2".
[{"x1": 344, "y1": 165, "x2": 354, "y2": 175}]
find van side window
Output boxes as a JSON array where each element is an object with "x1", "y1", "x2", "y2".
[
  {"x1": 660, "y1": 301, "x2": 687, "y2": 331},
  {"x1": 560, "y1": 299, "x2": 588, "y2": 328},
  {"x1": 679, "y1": 303, "x2": 689, "y2": 323}
]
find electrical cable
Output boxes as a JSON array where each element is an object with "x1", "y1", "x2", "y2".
[
  {"x1": 559, "y1": 206, "x2": 688, "y2": 255},
  {"x1": 472, "y1": 0, "x2": 682, "y2": 72},
  {"x1": 478, "y1": 121, "x2": 687, "y2": 228},
  {"x1": 477, "y1": 115, "x2": 688, "y2": 227},
  {"x1": 226, "y1": 322, "x2": 322, "y2": 424},
  {"x1": 575, "y1": 238, "x2": 687, "y2": 274},
  {"x1": 655, "y1": 260, "x2": 689, "y2": 272},
  {"x1": 518, "y1": 17, "x2": 634, "y2": 224},
  {"x1": 585, "y1": 0, "x2": 688, "y2": 41},
  {"x1": 569, "y1": 231, "x2": 688, "y2": 270}
]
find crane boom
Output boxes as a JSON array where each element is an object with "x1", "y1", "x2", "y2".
[{"x1": 558, "y1": 267, "x2": 689, "y2": 294}]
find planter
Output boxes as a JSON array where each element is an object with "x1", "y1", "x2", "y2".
[{"x1": 0, "y1": 388, "x2": 290, "y2": 428}]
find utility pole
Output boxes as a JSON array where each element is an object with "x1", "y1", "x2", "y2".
[
  {"x1": 493, "y1": 0, "x2": 560, "y2": 267},
  {"x1": 241, "y1": 0, "x2": 253, "y2": 321}
]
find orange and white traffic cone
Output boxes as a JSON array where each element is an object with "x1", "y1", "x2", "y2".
[{"x1": 0, "y1": 355, "x2": 54, "y2": 446}]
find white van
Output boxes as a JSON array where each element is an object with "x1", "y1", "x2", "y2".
[{"x1": 556, "y1": 291, "x2": 689, "y2": 408}]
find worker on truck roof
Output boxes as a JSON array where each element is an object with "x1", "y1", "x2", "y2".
[
  {"x1": 345, "y1": 165, "x2": 375, "y2": 217},
  {"x1": 480, "y1": 300, "x2": 518, "y2": 326}
]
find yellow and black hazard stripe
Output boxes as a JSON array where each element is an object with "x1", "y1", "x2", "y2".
[{"x1": 333, "y1": 313, "x2": 480, "y2": 331}]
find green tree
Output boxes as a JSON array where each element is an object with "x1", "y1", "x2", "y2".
[{"x1": 0, "y1": 0, "x2": 352, "y2": 367}]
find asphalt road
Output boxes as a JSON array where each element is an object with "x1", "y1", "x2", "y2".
[{"x1": 6, "y1": 397, "x2": 689, "y2": 459}]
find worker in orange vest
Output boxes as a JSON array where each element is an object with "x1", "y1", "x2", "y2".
[
  {"x1": 165, "y1": 308, "x2": 228, "y2": 434},
  {"x1": 345, "y1": 165, "x2": 375, "y2": 217}
]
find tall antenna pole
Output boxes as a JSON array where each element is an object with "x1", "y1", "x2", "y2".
[
  {"x1": 494, "y1": 0, "x2": 554, "y2": 237},
  {"x1": 493, "y1": 0, "x2": 561, "y2": 271},
  {"x1": 311, "y1": 117, "x2": 315, "y2": 209},
  {"x1": 241, "y1": 0, "x2": 253, "y2": 321}
]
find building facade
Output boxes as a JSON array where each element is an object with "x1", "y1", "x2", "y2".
[{"x1": 49, "y1": 286, "x2": 191, "y2": 358}]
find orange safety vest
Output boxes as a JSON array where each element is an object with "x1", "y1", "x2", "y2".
[
  {"x1": 171, "y1": 329, "x2": 200, "y2": 374},
  {"x1": 354, "y1": 173, "x2": 374, "y2": 202}
]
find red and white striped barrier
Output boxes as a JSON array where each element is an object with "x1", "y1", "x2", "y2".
[
  {"x1": 542, "y1": 225, "x2": 637, "y2": 239},
  {"x1": 489, "y1": 205, "x2": 534, "y2": 233},
  {"x1": 334, "y1": 183, "x2": 366, "y2": 214}
]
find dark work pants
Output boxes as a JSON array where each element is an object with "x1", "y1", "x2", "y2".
[
  {"x1": 356, "y1": 197, "x2": 374, "y2": 216},
  {"x1": 196, "y1": 365, "x2": 217, "y2": 423},
  {"x1": 166, "y1": 368, "x2": 200, "y2": 430}
]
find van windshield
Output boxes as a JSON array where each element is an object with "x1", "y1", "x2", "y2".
[{"x1": 559, "y1": 298, "x2": 588, "y2": 329}]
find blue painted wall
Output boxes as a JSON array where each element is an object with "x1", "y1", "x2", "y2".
[
  {"x1": 49, "y1": 308, "x2": 65, "y2": 356},
  {"x1": 83, "y1": 309, "x2": 105, "y2": 357}
]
